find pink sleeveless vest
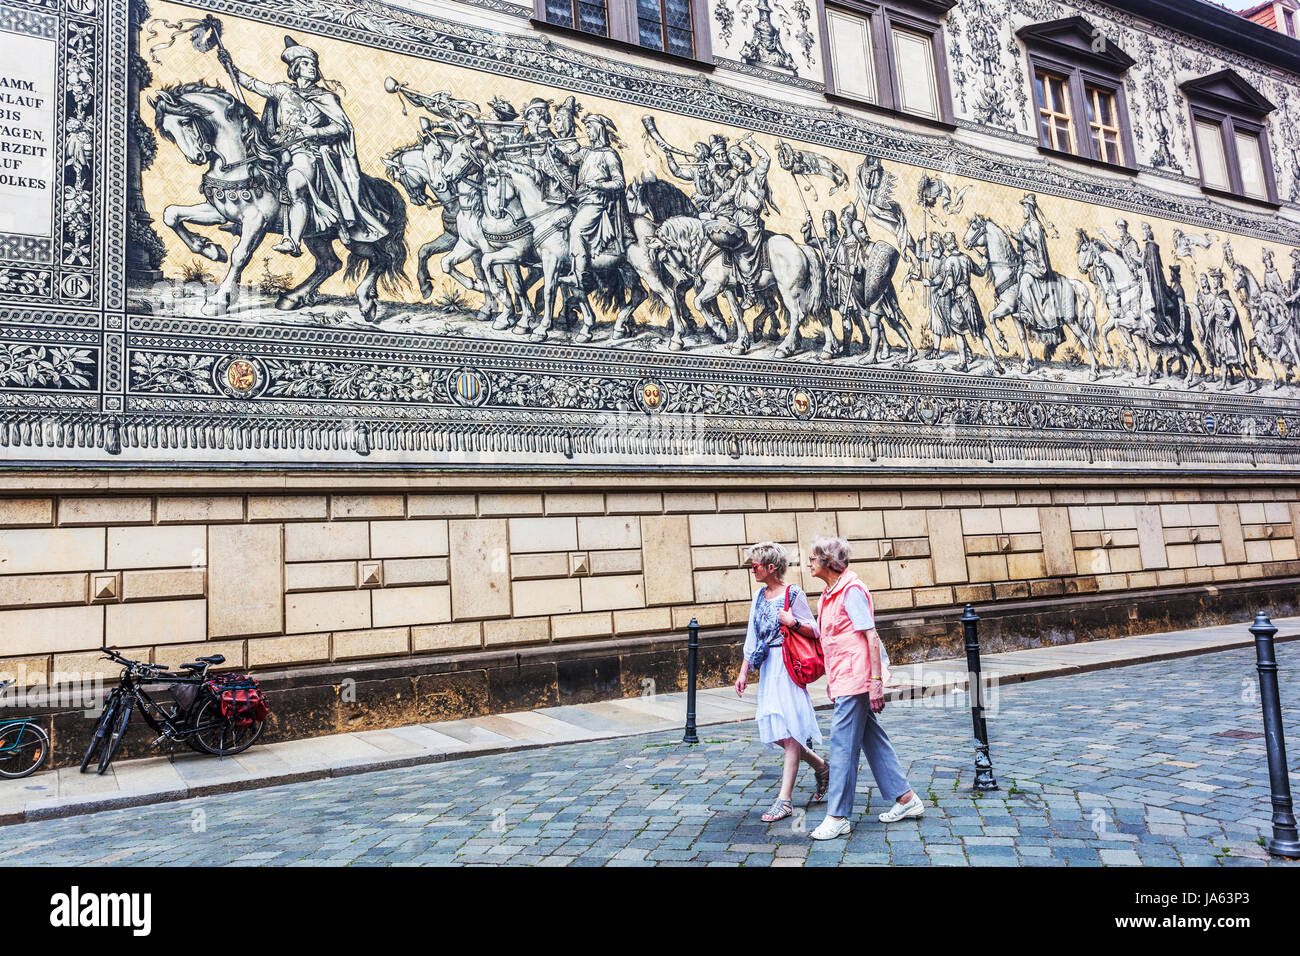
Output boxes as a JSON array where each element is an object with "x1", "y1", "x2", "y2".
[{"x1": 816, "y1": 569, "x2": 887, "y2": 700}]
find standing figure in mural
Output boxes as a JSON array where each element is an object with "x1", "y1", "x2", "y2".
[
  {"x1": 1208, "y1": 267, "x2": 1254, "y2": 391},
  {"x1": 1163, "y1": 263, "x2": 1206, "y2": 384},
  {"x1": 1288, "y1": 248, "x2": 1300, "y2": 333},
  {"x1": 1192, "y1": 271, "x2": 1220, "y2": 378},
  {"x1": 1138, "y1": 222, "x2": 1180, "y2": 343},
  {"x1": 855, "y1": 155, "x2": 918, "y2": 280},
  {"x1": 928, "y1": 231, "x2": 1006, "y2": 373},
  {"x1": 803, "y1": 209, "x2": 859, "y2": 351},
  {"x1": 843, "y1": 207, "x2": 917, "y2": 365},
  {"x1": 921, "y1": 229, "x2": 950, "y2": 356},
  {"x1": 219, "y1": 38, "x2": 387, "y2": 258},
  {"x1": 567, "y1": 114, "x2": 633, "y2": 291}
]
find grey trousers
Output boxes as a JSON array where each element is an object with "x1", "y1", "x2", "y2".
[{"x1": 827, "y1": 692, "x2": 912, "y2": 818}]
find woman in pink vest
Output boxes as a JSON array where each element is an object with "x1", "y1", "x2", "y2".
[{"x1": 806, "y1": 535, "x2": 924, "y2": 840}]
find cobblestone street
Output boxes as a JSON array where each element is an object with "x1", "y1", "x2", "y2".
[{"x1": 5, "y1": 644, "x2": 1297, "y2": 867}]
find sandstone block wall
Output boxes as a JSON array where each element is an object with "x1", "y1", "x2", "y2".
[{"x1": 1, "y1": 480, "x2": 1298, "y2": 688}]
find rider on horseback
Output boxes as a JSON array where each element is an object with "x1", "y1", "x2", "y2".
[
  {"x1": 705, "y1": 133, "x2": 776, "y2": 307},
  {"x1": 566, "y1": 114, "x2": 632, "y2": 291},
  {"x1": 218, "y1": 37, "x2": 386, "y2": 257}
]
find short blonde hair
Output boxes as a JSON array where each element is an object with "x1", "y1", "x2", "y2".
[
  {"x1": 809, "y1": 535, "x2": 852, "y2": 572},
  {"x1": 746, "y1": 541, "x2": 789, "y2": 576}
]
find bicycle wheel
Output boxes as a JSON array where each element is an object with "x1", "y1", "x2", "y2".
[
  {"x1": 97, "y1": 694, "x2": 134, "y2": 775},
  {"x1": 80, "y1": 689, "x2": 120, "y2": 773},
  {"x1": 191, "y1": 697, "x2": 264, "y2": 756},
  {"x1": 0, "y1": 722, "x2": 49, "y2": 779}
]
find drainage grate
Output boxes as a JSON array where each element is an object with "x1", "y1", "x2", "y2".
[{"x1": 1214, "y1": 729, "x2": 1265, "y2": 739}]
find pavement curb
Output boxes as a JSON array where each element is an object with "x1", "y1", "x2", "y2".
[{"x1": 3, "y1": 630, "x2": 1295, "y2": 826}]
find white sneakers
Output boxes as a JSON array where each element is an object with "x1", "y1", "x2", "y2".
[
  {"x1": 878, "y1": 793, "x2": 925, "y2": 823},
  {"x1": 810, "y1": 794, "x2": 926, "y2": 839},
  {"x1": 810, "y1": 817, "x2": 852, "y2": 840}
]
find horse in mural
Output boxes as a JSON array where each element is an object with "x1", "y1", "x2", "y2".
[
  {"x1": 150, "y1": 83, "x2": 408, "y2": 321},
  {"x1": 1233, "y1": 262, "x2": 1300, "y2": 386},
  {"x1": 625, "y1": 173, "x2": 711, "y2": 348},
  {"x1": 963, "y1": 213, "x2": 1100, "y2": 379},
  {"x1": 381, "y1": 118, "x2": 484, "y2": 305},
  {"x1": 1076, "y1": 231, "x2": 1204, "y2": 385},
  {"x1": 647, "y1": 216, "x2": 824, "y2": 358}
]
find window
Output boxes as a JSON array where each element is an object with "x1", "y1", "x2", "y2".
[
  {"x1": 544, "y1": 0, "x2": 609, "y2": 35},
  {"x1": 1035, "y1": 70, "x2": 1073, "y2": 153},
  {"x1": 1194, "y1": 120, "x2": 1230, "y2": 191},
  {"x1": 1017, "y1": 17, "x2": 1136, "y2": 170},
  {"x1": 1181, "y1": 70, "x2": 1278, "y2": 205},
  {"x1": 826, "y1": 8, "x2": 878, "y2": 102},
  {"x1": 816, "y1": 0, "x2": 956, "y2": 125},
  {"x1": 1086, "y1": 85, "x2": 1123, "y2": 165},
  {"x1": 533, "y1": 0, "x2": 710, "y2": 61}
]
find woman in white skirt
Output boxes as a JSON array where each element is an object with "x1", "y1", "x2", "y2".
[{"x1": 734, "y1": 541, "x2": 830, "y2": 822}]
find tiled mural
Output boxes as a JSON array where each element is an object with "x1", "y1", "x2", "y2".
[{"x1": 0, "y1": 0, "x2": 1297, "y2": 471}]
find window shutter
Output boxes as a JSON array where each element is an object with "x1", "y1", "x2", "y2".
[
  {"x1": 827, "y1": 9, "x2": 878, "y2": 103},
  {"x1": 1194, "y1": 120, "x2": 1230, "y2": 191},
  {"x1": 892, "y1": 28, "x2": 939, "y2": 120}
]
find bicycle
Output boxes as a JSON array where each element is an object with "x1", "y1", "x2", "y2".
[
  {"x1": 81, "y1": 648, "x2": 266, "y2": 775},
  {"x1": 0, "y1": 680, "x2": 50, "y2": 779}
]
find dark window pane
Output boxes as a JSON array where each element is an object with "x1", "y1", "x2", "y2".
[
  {"x1": 665, "y1": 0, "x2": 692, "y2": 29},
  {"x1": 577, "y1": 0, "x2": 608, "y2": 34},
  {"x1": 667, "y1": 26, "x2": 693, "y2": 55},
  {"x1": 545, "y1": 0, "x2": 575, "y2": 27},
  {"x1": 639, "y1": 19, "x2": 665, "y2": 49}
]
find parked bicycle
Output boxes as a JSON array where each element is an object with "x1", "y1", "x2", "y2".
[
  {"x1": 0, "y1": 680, "x2": 50, "y2": 779},
  {"x1": 81, "y1": 647, "x2": 268, "y2": 775}
]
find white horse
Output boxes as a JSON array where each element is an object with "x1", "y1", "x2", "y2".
[
  {"x1": 1077, "y1": 232, "x2": 1204, "y2": 385},
  {"x1": 964, "y1": 214, "x2": 1099, "y2": 379},
  {"x1": 648, "y1": 217, "x2": 824, "y2": 358},
  {"x1": 151, "y1": 83, "x2": 407, "y2": 321}
]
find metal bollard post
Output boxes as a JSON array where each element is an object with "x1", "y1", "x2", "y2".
[
  {"x1": 1249, "y1": 611, "x2": 1300, "y2": 859},
  {"x1": 682, "y1": 617, "x2": 700, "y2": 744},
  {"x1": 962, "y1": 604, "x2": 999, "y2": 792}
]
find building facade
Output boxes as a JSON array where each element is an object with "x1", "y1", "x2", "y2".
[{"x1": 2, "y1": 0, "x2": 1300, "y2": 756}]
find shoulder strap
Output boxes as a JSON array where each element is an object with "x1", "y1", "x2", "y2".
[{"x1": 783, "y1": 585, "x2": 791, "y2": 611}]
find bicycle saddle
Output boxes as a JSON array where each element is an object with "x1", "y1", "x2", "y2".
[{"x1": 194, "y1": 655, "x2": 225, "y2": 664}]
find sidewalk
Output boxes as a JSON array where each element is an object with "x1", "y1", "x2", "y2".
[{"x1": 4, "y1": 615, "x2": 1295, "y2": 826}]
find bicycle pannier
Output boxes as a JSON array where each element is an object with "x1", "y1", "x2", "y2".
[{"x1": 203, "y1": 673, "x2": 270, "y2": 726}]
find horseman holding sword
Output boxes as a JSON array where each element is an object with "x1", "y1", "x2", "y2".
[{"x1": 217, "y1": 36, "x2": 386, "y2": 257}]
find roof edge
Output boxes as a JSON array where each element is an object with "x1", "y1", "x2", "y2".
[{"x1": 1099, "y1": 0, "x2": 1300, "y2": 76}]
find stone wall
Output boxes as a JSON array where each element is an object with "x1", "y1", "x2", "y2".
[{"x1": 4, "y1": 474, "x2": 1299, "y2": 691}]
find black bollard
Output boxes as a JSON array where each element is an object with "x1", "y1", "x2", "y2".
[
  {"x1": 682, "y1": 617, "x2": 700, "y2": 744},
  {"x1": 1249, "y1": 611, "x2": 1300, "y2": 859},
  {"x1": 962, "y1": 604, "x2": 999, "y2": 791}
]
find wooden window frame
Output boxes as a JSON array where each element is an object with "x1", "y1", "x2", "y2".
[
  {"x1": 1187, "y1": 107, "x2": 1278, "y2": 206},
  {"x1": 816, "y1": 0, "x2": 957, "y2": 129},
  {"x1": 1181, "y1": 72, "x2": 1279, "y2": 207},
  {"x1": 1084, "y1": 83, "x2": 1124, "y2": 166},
  {"x1": 1023, "y1": 53, "x2": 1136, "y2": 173},
  {"x1": 1017, "y1": 18, "x2": 1136, "y2": 173},
  {"x1": 532, "y1": 0, "x2": 713, "y2": 67}
]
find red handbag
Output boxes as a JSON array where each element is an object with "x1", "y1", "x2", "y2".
[{"x1": 780, "y1": 586, "x2": 825, "y2": 687}]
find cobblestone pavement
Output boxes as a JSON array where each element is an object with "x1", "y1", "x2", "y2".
[{"x1": 4, "y1": 644, "x2": 1297, "y2": 866}]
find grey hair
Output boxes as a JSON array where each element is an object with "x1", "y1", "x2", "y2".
[
  {"x1": 810, "y1": 535, "x2": 852, "y2": 572},
  {"x1": 746, "y1": 541, "x2": 789, "y2": 576}
]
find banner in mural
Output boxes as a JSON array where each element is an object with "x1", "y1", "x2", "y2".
[{"x1": 0, "y1": 0, "x2": 1298, "y2": 469}]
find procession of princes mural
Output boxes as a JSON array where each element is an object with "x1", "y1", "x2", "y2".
[{"x1": 135, "y1": 18, "x2": 1300, "y2": 395}]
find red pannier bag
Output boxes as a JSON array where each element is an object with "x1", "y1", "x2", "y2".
[
  {"x1": 204, "y1": 673, "x2": 270, "y2": 726},
  {"x1": 780, "y1": 586, "x2": 825, "y2": 687}
]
